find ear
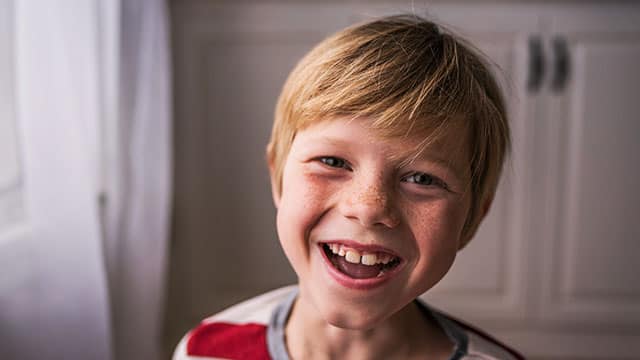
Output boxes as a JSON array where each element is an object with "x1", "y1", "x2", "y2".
[
  {"x1": 458, "y1": 194, "x2": 494, "y2": 250},
  {"x1": 266, "y1": 148, "x2": 281, "y2": 209}
]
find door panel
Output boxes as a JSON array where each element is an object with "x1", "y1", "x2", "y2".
[{"x1": 541, "y1": 10, "x2": 640, "y2": 326}]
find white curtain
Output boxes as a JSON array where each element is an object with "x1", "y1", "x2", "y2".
[
  {"x1": 4, "y1": 0, "x2": 114, "y2": 359},
  {"x1": 102, "y1": 0, "x2": 173, "y2": 359},
  {"x1": 1, "y1": 0, "x2": 172, "y2": 358}
]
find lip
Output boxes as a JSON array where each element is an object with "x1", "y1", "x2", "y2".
[{"x1": 317, "y1": 242, "x2": 405, "y2": 290}]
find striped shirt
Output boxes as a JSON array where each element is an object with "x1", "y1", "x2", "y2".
[{"x1": 173, "y1": 286, "x2": 524, "y2": 360}]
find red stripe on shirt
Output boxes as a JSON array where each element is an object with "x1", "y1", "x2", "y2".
[{"x1": 186, "y1": 322, "x2": 271, "y2": 360}]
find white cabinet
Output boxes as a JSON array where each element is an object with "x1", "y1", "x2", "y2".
[
  {"x1": 167, "y1": 3, "x2": 640, "y2": 359},
  {"x1": 539, "y1": 6, "x2": 640, "y2": 327}
]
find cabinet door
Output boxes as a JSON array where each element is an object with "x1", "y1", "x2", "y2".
[
  {"x1": 540, "y1": 6, "x2": 640, "y2": 327},
  {"x1": 530, "y1": 5, "x2": 640, "y2": 358}
]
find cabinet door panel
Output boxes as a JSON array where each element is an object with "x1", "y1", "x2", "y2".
[{"x1": 541, "y1": 9, "x2": 640, "y2": 327}]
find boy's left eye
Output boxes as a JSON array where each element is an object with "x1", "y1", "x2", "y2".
[{"x1": 403, "y1": 172, "x2": 446, "y2": 188}]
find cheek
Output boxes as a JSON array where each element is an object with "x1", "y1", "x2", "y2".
[
  {"x1": 280, "y1": 172, "x2": 329, "y2": 219},
  {"x1": 276, "y1": 170, "x2": 335, "y2": 260},
  {"x1": 410, "y1": 201, "x2": 469, "y2": 268},
  {"x1": 412, "y1": 200, "x2": 466, "y2": 238}
]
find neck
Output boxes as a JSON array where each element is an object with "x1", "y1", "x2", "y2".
[{"x1": 284, "y1": 294, "x2": 452, "y2": 360}]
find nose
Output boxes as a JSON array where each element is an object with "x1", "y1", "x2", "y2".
[{"x1": 339, "y1": 178, "x2": 400, "y2": 228}]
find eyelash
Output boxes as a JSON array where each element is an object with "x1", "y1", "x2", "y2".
[{"x1": 316, "y1": 156, "x2": 448, "y2": 190}]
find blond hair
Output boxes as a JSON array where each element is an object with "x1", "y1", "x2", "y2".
[{"x1": 267, "y1": 15, "x2": 509, "y2": 248}]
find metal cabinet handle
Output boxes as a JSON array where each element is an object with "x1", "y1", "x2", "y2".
[
  {"x1": 528, "y1": 36, "x2": 545, "y2": 93},
  {"x1": 551, "y1": 36, "x2": 570, "y2": 92}
]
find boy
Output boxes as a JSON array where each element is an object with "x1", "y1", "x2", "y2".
[{"x1": 174, "y1": 14, "x2": 523, "y2": 360}]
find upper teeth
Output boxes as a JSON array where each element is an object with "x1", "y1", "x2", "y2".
[{"x1": 327, "y1": 244, "x2": 394, "y2": 266}]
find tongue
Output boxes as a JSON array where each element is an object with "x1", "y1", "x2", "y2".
[{"x1": 334, "y1": 256, "x2": 382, "y2": 279}]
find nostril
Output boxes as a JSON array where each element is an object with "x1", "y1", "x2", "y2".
[
  {"x1": 383, "y1": 213, "x2": 401, "y2": 228},
  {"x1": 374, "y1": 209, "x2": 401, "y2": 228}
]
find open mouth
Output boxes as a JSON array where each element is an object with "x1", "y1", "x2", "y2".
[{"x1": 321, "y1": 243, "x2": 401, "y2": 279}]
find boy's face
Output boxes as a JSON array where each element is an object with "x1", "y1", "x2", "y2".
[{"x1": 270, "y1": 116, "x2": 472, "y2": 330}]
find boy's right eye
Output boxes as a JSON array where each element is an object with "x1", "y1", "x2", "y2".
[{"x1": 319, "y1": 156, "x2": 347, "y2": 169}]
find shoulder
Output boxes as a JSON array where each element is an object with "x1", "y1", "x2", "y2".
[
  {"x1": 441, "y1": 313, "x2": 525, "y2": 360},
  {"x1": 172, "y1": 285, "x2": 296, "y2": 360},
  {"x1": 422, "y1": 303, "x2": 524, "y2": 360}
]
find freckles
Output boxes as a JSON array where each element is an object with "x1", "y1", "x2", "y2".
[
  {"x1": 346, "y1": 172, "x2": 393, "y2": 206},
  {"x1": 352, "y1": 188, "x2": 387, "y2": 207},
  {"x1": 406, "y1": 204, "x2": 460, "y2": 244},
  {"x1": 405, "y1": 204, "x2": 438, "y2": 226}
]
